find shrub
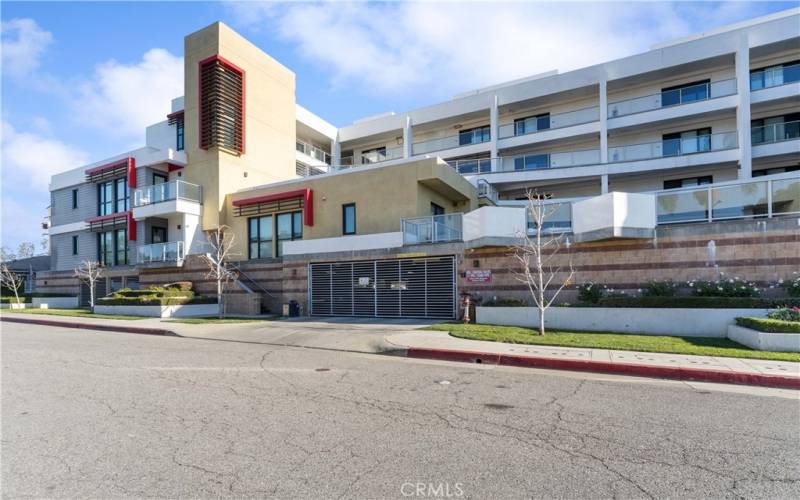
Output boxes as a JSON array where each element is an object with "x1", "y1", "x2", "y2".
[
  {"x1": 577, "y1": 283, "x2": 603, "y2": 304},
  {"x1": 0, "y1": 296, "x2": 29, "y2": 304},
  {"x1": 735, "y1": 317, "x2": 800, "y2": 334},
  {"x1": 642, "y1": 280, "x2": 678, "y2": 297},
  {"x1": 768, "y1": 307, "x2": 800, "y2": 323},
  {"x1": 595, "y1": 296, "x2": 800, "y2": 309},
  {"x1": 689, "y1": 277, "x2": 760, "y2": 298},
  {"x1": 481, "y1": 297, "x2": 527, "y2": 307},
  {"x1": 780, "y1": 273, "x2": 800, "y2": 298},
  {"x1": 163, "y1": 281, "x2": 193, "y2": 292}
]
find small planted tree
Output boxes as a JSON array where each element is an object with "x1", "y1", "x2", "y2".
[
  {"x1": 511, "y1": 190, "x2": 574, "y2": 336},
  {"x1": 0, "y1": 264, "x2": 26, "y2": 307},
  {"x1": 202, "y1": 226, "x2": 239, "y2": 318},
  {"x1": 74, "y1": 260, "x2": 102, "y2": 312}
]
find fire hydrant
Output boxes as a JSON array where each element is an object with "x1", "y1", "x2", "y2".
[{"x1": 460, "y1": 291, "x2": 472, "y2": 324}]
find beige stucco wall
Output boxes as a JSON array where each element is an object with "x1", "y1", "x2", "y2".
[
  {"x1": 183, "y1": 22, "x2": 297, "y2": 230},
  {"x1": 223, "y1": 159, "x2": 478, "y2": 258}
]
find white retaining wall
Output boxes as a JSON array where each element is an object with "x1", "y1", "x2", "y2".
[
  {"x1": 476, "y1": 306, "x2": 769, "y2": 337},
  {"x1": 94, "y1": 303, "x2": 219, "y2": 318},
  {"x1": 727, "y1": 325, "x2": 800, "y2": 352}
]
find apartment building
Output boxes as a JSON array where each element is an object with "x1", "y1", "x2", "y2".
[{"x1": 40, "y1": 10, "x2": 800, "y2": 317}]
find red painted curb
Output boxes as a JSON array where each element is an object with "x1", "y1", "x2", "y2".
[
  {"x1": 0, "y1": 316, "x2": 174, "y2": 336},
  {"x1": 406, "y1": 347, "x2": 800, "y2": 390}
]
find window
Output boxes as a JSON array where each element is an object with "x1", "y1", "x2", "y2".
[
  {"x1": 115, "y1": 178, "x2": 129, "y2": 212},
  {"x1": 751, "y1": 113, "x2": 800, "y2": 145},
  {"x1": 661, "y1": 80, "x2": 710, "y2": 107},
  {"x1": 342, "y1": 204, "x2": 356, "y2": 235},
  {"x1": 750, "y1": 59, "x2": 800, "y2": 90},
  {"x1": 361, "y1": 147, "x2": 386, "y2": 164},
  {"x1": 248, "y1": 215, "x2": 274, "y2": 259},
  {"x1": 276, "y1": 211, "x2": 302, "y2": 257},
  {"x1": 663, "y1": 176, "x2": 713, "y2": 190},
  {"x1": 98, "y1": 181, "x2": 114, "y2": 216},
  {"x1": 514, "y1": 113, "x2": 550, "y2": 135},
  {"x1": 71, "y1": 189, "x2": 78, "y2": 209},
  {"x1": 176, "y1": 119, "x2": 185, "y2": 151},
  {"x1": 753, "y1": 165, "x2": 800, "y2": 177},
  {"x1": 71, "y1": 235, "x2": 78, "y2": 255},
  {"x1": 98, "y1": 229, "x2": 127, "y2": 266},
  {"x1": 662, "y1": 128, "x2": 711, "y2": 156},
  {"x1": 514, "y1": 154, "x2": 550, "y2": 171},
  {"x1": 431, "y1": 203, "x2": 445, "y2": 216},
  {"x1": 151, "y1": 227, "x2": 167, "y2": 244},
  {"x1": 199, "y1": 57, "x2": 244, "y2": 154},
  {"x1": 153, "y1": 173, "x2": 168, "y2": 184},
  {"x1": 458, "y1": 125, "x2": 490, "y2": 146}
]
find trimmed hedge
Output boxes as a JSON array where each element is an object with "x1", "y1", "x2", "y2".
[
  {"x1": 735, "y1": 317, "x2": 800, "y2": 334},
  {"x1": 97, "y1": 296, "x2": 215, "y2": 306},
  {"x1": 1, "y1": 292, "x2": 74, "y2": 304},
  {"x1": 0, "y1": 297, "x2": 29, "y2": 304},
  {"x1": 481, "y1": 297, "x2": 527, "y2": 307},
  {"x1": 590, "y1": 296, "x2": 800, "y2": 309}
]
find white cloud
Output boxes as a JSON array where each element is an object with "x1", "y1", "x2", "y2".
[
  {"x1": 0, "y1": 18, "x2": 53, "y2": 79},
  {"x1": 74, "y1": 48, "x2": 184, "y2": 139},
  {"x1": 227, "y1": 1, "x2": 770, "y2": 96},
  {"x1": 1, "y1": 121, "x2": 89, "y2": 191}
]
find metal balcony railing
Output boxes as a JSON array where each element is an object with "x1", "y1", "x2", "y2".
[
  {"x1": 296, "y1": 140, "x2": 331, "y2": 164},
  {"x1": 751, "y1": 120, "x2": 800, "y2": 145},
  {"x1": 360, "y1": 146, "x2": 403, "y2": 165},
  {"x1": 401, "y1": 213, "x2": 463, "y2": 245},
  {"x1": 412, "y1": 127, "x2": 490, "y2": 156},
  {"x1": 608, "y1": 79, "x2": 737, "y2": 118},
  {"x1": 133, "y1": 181, "x2": 202, "y2": 207},
  {"x1": 750, "y1": 63, "x2": 800, "y2": 91},
  {"x1": 498, "y1": 106, "x2": 599, "y2": 139},
  {"x1": 447, "y1": 149, "x2": 601, "y2": 175},
  {"x1": 608, "y1": 130, "x2": 738, "y2": 163},
  {"x1": 137, "y1": 241, "x2": 185, "y2": 264}
]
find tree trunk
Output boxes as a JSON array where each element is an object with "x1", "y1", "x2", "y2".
[
  {"x1": 538, "y1": 305, "x2": 545, "y2": 336},
  {"x1": 217, "y1": 277, "x2": 223, "y2": 319}
]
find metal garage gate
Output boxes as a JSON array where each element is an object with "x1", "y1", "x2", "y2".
[{"x1": 309, "y1": 256, "x2": 456, "y2": 319}]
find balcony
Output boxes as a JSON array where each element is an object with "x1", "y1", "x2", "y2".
[
  {"x1": 498, "y1": 106, "x2": 599, "y2": 139},
  {"x1": 655, "y1": 174, "x2": 800, "y2": 224},
  {"x1": 412, "y1": 127, "x2": 490, "y2": 156},
  {"x1": 132, "y1": 180, "x2": 202, "y2": 219},
  {"x1": 607, "y1": 79, "x2": 737, "y2": 119},
  {"x1": 401, "y1": 213, "x2": 463, "y2": 245},
  {"x1": 448, "y1": 149, "x2": 601, "y2": 175},
  {"x1": 296, "y1": 139, "x2": 331, "y2": 165},
  {"x1": 751, "y1": 120, "x2": 800, "y2": 159},
  {"x1": 137, "y1": 241, "x2": 185, "y2": 266},
  {"x1": 750, "y1": 63, "x2": 800, "y2": 91},
  {"x1": 608, "y1": 131, "x2": 737, "y2": 163}
]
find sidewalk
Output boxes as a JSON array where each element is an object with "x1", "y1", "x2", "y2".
[{"x1": 385, "y1": 330, "x2": 800, "y2": 390}]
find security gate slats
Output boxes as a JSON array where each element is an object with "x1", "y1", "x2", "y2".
[{"x1": 309, "y1": 256, "x2": 455, "y2": 319}]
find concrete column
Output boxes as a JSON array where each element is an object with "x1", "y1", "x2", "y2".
[
  {"x1": 332, "y1": 135, "x2": 341, "y2": 166},
  {"x1": 403, "y1": 116, "x2": 413, "y2": 158},
  {"x1": 601, "y1": 174, "x2": 609, "y2": 194},
  {"x1": 599, "y1": 75, "x2": 609, "y2": 164},
  {"x1": 490, "y1": 94, "x2": 499, "y2": 164},
  {"x1": 735, "y1": 34, "x2": 752, "y2": 179}
]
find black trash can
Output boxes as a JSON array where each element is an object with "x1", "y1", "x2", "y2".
[{"x1": 288, "y1": 300, "x2": 300, "y2": 317}]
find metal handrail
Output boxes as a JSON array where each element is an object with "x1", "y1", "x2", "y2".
[
  {"x1": 498, "y1": 105, "x2": 600, "y2": 139},
  {"x1": 296, "y1": 139, "x2": 331, "y2": 164},
  {"x1": 750, "y1": 63, "x2": 800, "y2": 91},
  {"x1": 228, "y1": 261, "x2": 273, "y2": 298},
  {"x1": 751, "y1": 120, "x2": 800, "y2": 145},
  {"x1": 412, "y1": 127, "x2": 491, "y2": 155},
  {"x1": 608, "y1": 130, "x2": 738, "y2": 163}
]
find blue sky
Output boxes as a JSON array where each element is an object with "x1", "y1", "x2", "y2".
[{"x1": 1, "y1": 1, "x2": 796, "y2": 254}]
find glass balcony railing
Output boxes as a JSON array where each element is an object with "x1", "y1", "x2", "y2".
[
  {"x1": 750, "y1": 63, "x2": 800, "y2": 91},
  {"x1": 401, "y1": 213, "x2": 463, "y2": 245},
  {"x1": 655, "y1": 175, "x2": 800, "y2": 224},
  {"x1": 296, "y1": 140, "x2": 331, "y2": 164},
  {"x1": 447, "y1": 158, "x2": 497, "y2": 174},
  {"x1": 360, "y1": 146, "x2": 403, "y2": 164},
  {"x1": 498, "y1": 106, "x2": 599, "y2": 139},
  {"x1": 527, "y1": 201, "x2": 573, "y2": 234},
  {"x1": 751, "y1": 120, "x2": 800, "y2": 145},
  {"x1": 412, "y1": 127, "x2": 490, "y2": 156},
  {"x1": 608, "y1": 131, "x2": 737, "y2": 163},
  {"x1": 137, "y1": 241, "x2": 184, "y2": 264},
  {"x1": 608, "y1": 79, "x2": 736, "y2": 118},
  {"x1": 447, "y1": 149, "x2": 601, "y2": 175},
  {"x1": 133, "y1": 180, "x2": 202, "y2": 207}
]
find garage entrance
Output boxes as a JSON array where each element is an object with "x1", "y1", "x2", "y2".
[{"x1": 309, "y1": 256, "x2": 456, "y2": 319}]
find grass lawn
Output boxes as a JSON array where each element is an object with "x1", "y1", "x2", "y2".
[
  {"x1": 424, "y1": 323, "x2": 800, "y2": 363},
  {"x1": 3, "y1": 308, "x2": 147, "y2": 321},
  {"x1": 163, "y1": 316, "x2": 279, "y2": 324}
]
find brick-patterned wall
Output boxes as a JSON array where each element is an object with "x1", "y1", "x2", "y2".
[{"x1": 460, "y1": 219, "x2": 800, "y2": 304}]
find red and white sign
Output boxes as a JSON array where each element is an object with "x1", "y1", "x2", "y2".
[{"x1": 465, "y1": 269, "x2": 492, "y2": 284}]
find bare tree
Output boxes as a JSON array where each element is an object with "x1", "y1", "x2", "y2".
[
  {"x1": 511, "y1": 190, "x2": 575, "y2": 336},
  {"x1": 1, "y1": 247, "x2": 16, "y2": 263},
  {"x1": 16, "y1": 242, "x2": 35, "y2": 259},
  {"x1": 202, "y1": 226, "x2": 239, "y2": 318},
  {"x1": 74, "y1": 261, "x2": 103, "y2": 312},
  {"x1": 0, "y1": 264, "x2": 25, "y2": 306}
]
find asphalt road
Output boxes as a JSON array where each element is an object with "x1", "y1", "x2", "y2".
[{"x1": 2, "y1": 323, "x2": 799, "y2": 499}]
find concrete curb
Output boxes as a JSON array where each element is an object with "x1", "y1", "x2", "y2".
[
  {"x1": 406, "y1": 347, "x2": 800, "y2": 390},
  {"x1": 1, "y1": 316, "x2": 176, "y2": 337}
]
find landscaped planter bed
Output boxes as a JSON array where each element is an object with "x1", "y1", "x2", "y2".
[
  {"x1": 32, "y1": 296, "x2": 79, "y2": 309},
  {"x1": 476, "y1": 306, "x2": 770, "y2": 337},
  {"x1": 726, "y1": 325, "x2": 800, "y2": 352},
  {"x1": 94, "y1": 303, "x2": 220, "y2": 318}
]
